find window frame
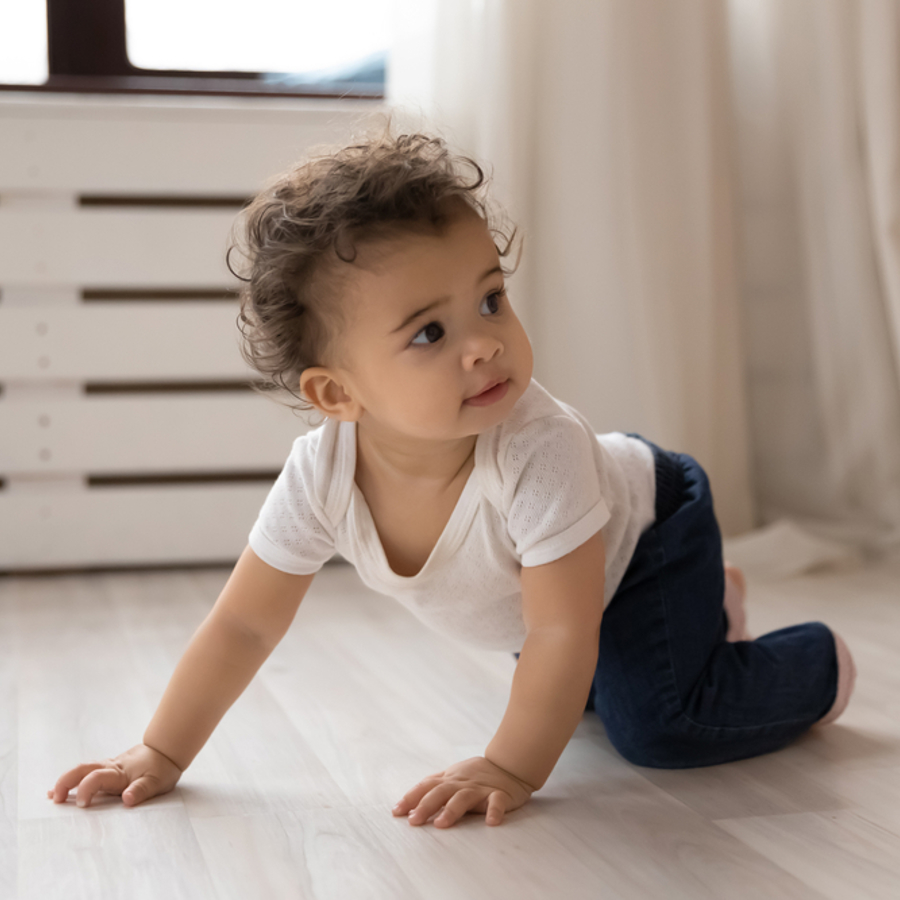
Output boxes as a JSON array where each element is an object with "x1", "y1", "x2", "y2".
[{"x1": 0, "y1": 0, "x2": 384, "y2": 100}]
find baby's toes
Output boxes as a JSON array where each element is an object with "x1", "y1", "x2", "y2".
[{"x1": 723, "y1": 564, "x2": 751, "y2": 641}]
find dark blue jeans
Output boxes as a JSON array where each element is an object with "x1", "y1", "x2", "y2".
[{"x1": 523, "y1": 439, "x2": 840, "y2": 769}]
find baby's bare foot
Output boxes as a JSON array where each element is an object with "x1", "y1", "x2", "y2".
[
  {"x1": 723, "y1": 564, "x2": 752, "y2": 642},
  {"x1": 817, "y1": 631, "x2": 857, "y2": 725}
]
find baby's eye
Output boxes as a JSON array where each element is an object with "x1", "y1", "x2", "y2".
[
  {"x1": 480, "y1": 290, "x2": 504, "y2": 316},
  {"x1": 410, "y1": 321, "x2": 445, "y2": 345}
]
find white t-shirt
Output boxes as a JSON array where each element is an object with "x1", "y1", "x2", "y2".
[{"x1": 249, "y1": 380, "x2": 656, "y2": 652}]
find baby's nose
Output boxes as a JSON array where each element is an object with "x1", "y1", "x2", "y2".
[{"x1": 463, "y1": 332, "x2": 503, "y2": 366}]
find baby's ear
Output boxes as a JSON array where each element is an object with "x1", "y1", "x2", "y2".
[{"x1": 299, "y1": 368, "x2": 362, "y2": 422}]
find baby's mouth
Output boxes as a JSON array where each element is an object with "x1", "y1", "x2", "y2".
[{"x1": 464, "y1": 379, "x2": 510, "y2": 407}]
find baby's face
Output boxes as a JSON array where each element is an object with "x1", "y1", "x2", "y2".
[{"x1": 330, "y1": 209, "x2": 534, "y2": 444}]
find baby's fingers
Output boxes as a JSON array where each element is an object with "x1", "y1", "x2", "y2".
[
  {"x1": 433, "y1": 788, "x2": 484, "y2": 828},
  {"x1": 485, "y1": 790, "x2": 508, "y2": 826},
  {"x1": 49, "y1": 762, "x2": 105, "y2": 803},
  {"x1": 74, "y1": 767, "x2": 128, "y2": 808},
  {"x1": 407, "y1": 783, "x2": 458, "y2": 826},
  {"x1": 121, "y1": 774, "x2": 166, "y2": 807},
  {"x1": 393, "y1": 775, "x2": 443, "y2": 817}
]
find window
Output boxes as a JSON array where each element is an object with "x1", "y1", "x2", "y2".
[
  {"x1": 0, "y1": 0, "x2": 389, "y2": 98},
  {"x1": 0, "y1": 0, "x2": 48, "y2": 85}
]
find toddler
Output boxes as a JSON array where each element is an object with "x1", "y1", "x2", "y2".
[{"x1": 49, "y1": 132, "x2": 856, "y2": 829}]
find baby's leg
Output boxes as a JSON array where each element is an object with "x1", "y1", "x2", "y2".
[
  {"x1": 721, "y1": 562, "x2": 855, "y2": 722},
  {"x1": 592, "y1": 450, "x2": 855, "y2": 769}
]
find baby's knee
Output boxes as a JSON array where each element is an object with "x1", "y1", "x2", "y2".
[{"x1": 601, "y1": 708, "x2": 683, "y2": 768}]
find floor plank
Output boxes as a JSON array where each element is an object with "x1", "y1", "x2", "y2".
[
  {"x1": 715, "y1": 810, "x2": 900, "y2": 900},
  {"x1": 191, "y1": 808, "x2": 424, "y2": 900},
  {"x1": 0, "y1": 586, "x2": 18, "y2": 899},
  {"x1": 18, "y1": 807, "x2": 217, "y2": 900}
]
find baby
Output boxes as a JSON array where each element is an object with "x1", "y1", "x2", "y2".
[{"x1": 49, "y1": 132, "x2": 856, "y2": 828}]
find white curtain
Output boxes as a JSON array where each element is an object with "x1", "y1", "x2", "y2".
[
  {"x1": 729, "y1": 0, "x2": 900, "y2": 550},
  {"x1": 389, "y1": 0, "x2": 756, "y2": 537}
]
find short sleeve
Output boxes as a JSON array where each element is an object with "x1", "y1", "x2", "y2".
[
  {"x1": 248, "y1": 434, "x2": 336, "y2": 575},
  {"x1": 503, "y1": 416, "x2": 610, "y2": 567}
]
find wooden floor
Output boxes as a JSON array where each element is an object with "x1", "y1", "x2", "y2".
[{"x1": 2, "y1": 552, "x2": 900, "y2": 900}]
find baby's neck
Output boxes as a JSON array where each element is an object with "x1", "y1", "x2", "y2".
[
  {"x1": 355, "y1": 425, "x2": 477, "y2": 489},
  {"x1": 353, "y1": 425, "x2": 478, "y2": 578}
]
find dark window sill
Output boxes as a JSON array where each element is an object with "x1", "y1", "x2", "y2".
[{"x1": 0, "y1": 74, "x2": 383, "y2": 101}]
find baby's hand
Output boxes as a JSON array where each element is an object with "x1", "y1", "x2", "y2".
[
  {"x1": 47, "y1": 744, "x2": 183, "y2": 809},
  {"x1": 393, "y1": 756, "x2": 534, "y2": 828}
]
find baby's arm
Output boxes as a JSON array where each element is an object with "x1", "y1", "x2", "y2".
[
  {"x1": 49, "y1": 546, "x2": 314, "y2": 808},
  {"x1": 393, "y1": 530, "x2": 606, "y2": 827},
  {"x1": 486, "y1": 530, "x2": 606, "y2": 789}
]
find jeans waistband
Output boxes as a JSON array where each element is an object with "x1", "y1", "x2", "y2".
[{"x1": 628, "y1": 434, "x2": 685, "y2": 526}]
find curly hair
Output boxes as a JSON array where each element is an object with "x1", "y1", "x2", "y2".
[{"x1": 230, "y1": 130, "x2": 518, "y2": 411}]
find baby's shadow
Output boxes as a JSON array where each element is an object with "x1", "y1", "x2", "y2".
[
  {"x1": 73, "y1": 792, "x2": 124, "y2": 810},
  {"x1": 53, "y1": 788, "x2": 183, "y2": 813},
  {"x1": 791, "y1": 720, "x2": 900, "y2": 767}
]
